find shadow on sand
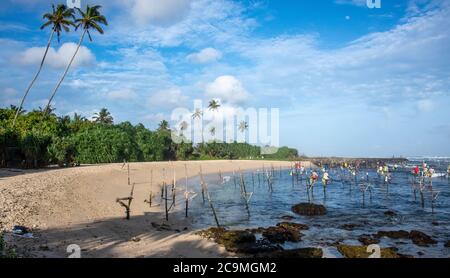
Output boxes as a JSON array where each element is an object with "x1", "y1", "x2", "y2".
[{"x1": 6, "y1": 211, "x2": 226, "y2": 258}]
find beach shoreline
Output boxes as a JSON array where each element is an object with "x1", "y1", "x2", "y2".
[{"x1": 0, "y1": 160, "x2": 308, "y2": 258}]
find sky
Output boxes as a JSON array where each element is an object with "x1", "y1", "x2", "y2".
[{"x1": 0, "y1": 0, "x2": 449, "y2": 157}]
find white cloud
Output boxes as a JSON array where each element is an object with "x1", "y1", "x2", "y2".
[
  {"x1": 205, "y1": 75, "x2": 250, "y2": 104},
  {"x1": 147, "y1": 88, "x2": 188, "y2": 108},
  {"x1": 122, "y1": 0, "x2": 192, "y2": 26},
  {"x1": 106, "y1": 88, "x2": 137, "y2": 100},
  {"x1": 187, "y1": 48, "x2": 222, "y2": 64},
  {"x1": 17, "y1": 43, "x2": 94, "y2": 69}
]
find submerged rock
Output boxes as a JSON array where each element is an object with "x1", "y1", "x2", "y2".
[
  {"x1": 409, "y1": 230, "x2": 437, "y2": 247},
  {"x1": 256, "y1": 248, "x2": 323, "y2": 259},
  {"x1": 280, "y1": 215, "x2": 295, "y2": 221},
  {"x1": 276, "y1": 222, "x2": 309, "y2": 231},
  {"x1": 358, "y1": 234, "x2": 380, "y2": 245},
  {"x1": 384, "y1": 210, "x2": 397, "y2": 217},
  {"x1": 337, "y1": 245, "x2": 400, "y2": 258},
  {"x1": 445, "y1": 241, "x2": 450, "y2": 248},
  {"x1": 376, "y1": 230, "x2": 410, "y2": 239},
  {"x1": 292, "y1": 203, "x2": 327, "y2": 216},
  {"x1": 340, "y1": 223, "x2": 361, "y2": 231}
]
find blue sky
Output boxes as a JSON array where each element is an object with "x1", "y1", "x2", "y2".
[{"x1": 1, "y1": 0, "x2": 449, "y2": 157}]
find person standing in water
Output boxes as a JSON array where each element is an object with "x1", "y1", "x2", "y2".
[
  {"x1": 310, "y1": 171, "x2": 319, "y2": 186},
  {"x1": 322, "y1": 172, "x2": 330, "y2": 186}
]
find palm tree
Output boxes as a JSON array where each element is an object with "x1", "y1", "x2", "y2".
[
  {"x1": 93, "y1": 108, "x2": 113, "y2": 124},
  {"x1": 239, "y1": 121, "x2": 249, "y2": 133},
  {"x1": 13, "y1": 4, "x2": 75, "y2": 127},
  {"x1": 191, "y1": 108, "x2": 203, "y2": 120},
  {"x1": 158, "y1": 120, "x2": 170, "y2": 131},
  {"x1": 73, "y1": 112, "x2": 87, "y2": 123},
  {"x1": 192, "y1": 108, "x2": 205, "y2": 143},
  {"x1": 209, "y1": 127, "x2": 216, "y2": 136},
  {"x1": 44, "y1": 5, "x2": 107, "y2": 114},
  {"x1": 208, "y1": 99, "x2": 221, "y2": 112}
]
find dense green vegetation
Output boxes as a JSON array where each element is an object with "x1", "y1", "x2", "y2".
[{"x1": 0, "y1": 107, "x2": 299, "y2": 168}]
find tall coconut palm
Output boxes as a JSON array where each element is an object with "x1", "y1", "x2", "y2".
[
  {"x1": 44, "y1": 5, "x2": 107, "y2": 114},
  {"x1": 158, "y1": 120, "x2": 170, "y2": 131},
  {"x1": 209, "y1": 127, "x2": 216, "y2": 137},
  {"x1": 13, "y1": 4, "x2": 75, "y2": 127},
  {"x1": 192, "y1": 108, "x2": 204, "y2": 143},
  {"x1": 93, "y1": 108, "x2": 113, "y2": 124},
  {"x1": 208, "y1": 99, "x2": 221, "y2": 112}
]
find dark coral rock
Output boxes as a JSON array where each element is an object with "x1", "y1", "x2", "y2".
[
  {"x1": 261, "y1": 225, "x2": 304, "y2": 244},
  {"x1": 197, "y1": 228, "x2": 258, "y2": 253},
  {"x1": 358, "y1": 234, "x2": 380, "y2": 245},
  {"x1": 340, "y1": 223, "x2": 361, "y2": 231},
  {"x1": 376, "y1": 230, "x2": 410, "y2": 239},
  {"x1": 337, "y1": 245, "x2": 400, "y2": 258},
  {"x1": 445, "y1": 241, "x2": 450, "y2": 248},
  {"x1": 409, "y1": 230, "x2": 437, "y2": 247},
  {"x1": 276, "y1": 222, "x2": 309, "y2": 231},
  {"x1": 292, "y1": 203, "x2": 327, "y2": 216},
  {"x1": 384, "y1": 210, "x2": 397, "y2": 217}
]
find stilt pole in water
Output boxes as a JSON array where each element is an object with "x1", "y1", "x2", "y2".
[
  {"x1": 204, "y1": 182, "x2": 221, "y2": 228},
  {"x1": 200, "y1": 166, "x2": 206, "y2": 203}
]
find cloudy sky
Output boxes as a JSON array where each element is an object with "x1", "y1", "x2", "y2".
[{"x1": 0, "y1": 0, "x2": 449, "y2": 157}]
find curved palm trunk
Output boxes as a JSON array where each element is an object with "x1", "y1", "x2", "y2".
[
  {"x1": 45, "y1": 29, "x2": 87, "y2": 114},
  {"x1": 12, "y1": 29, "x2": 55, "y2": 127}
]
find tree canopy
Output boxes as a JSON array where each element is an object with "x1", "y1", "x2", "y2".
[{"x1": 0, "y1": 106, "x2": 299, "y2": 168}]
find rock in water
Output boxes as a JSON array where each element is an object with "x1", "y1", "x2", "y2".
[
  {"x1": 259, "y1": 222, "x2": 308, "y2": 244},
  {"x1": 376, "y1": 230, "x2": 410, "y2": 240},
  {"x1": 197, "y1": 228, "x2": 259, "y2": 253},
  {"x1": 444, "y1": 241, "x2": 450, "y2": 248},
  {"x1": 409, "y1": 230, "x2": 437, "y2": 247},
  {"x1": 276, "y1": 222, "x2": 309, "y2": 230},
  {"x1": 358, "y1": 234, "x2": 380, "y2": 245},
  {"x1": 384, "y1": 210, "x2": 397, "y2": 217},
  {"x1": 292, "y1": 203, "x2": 327, "y2": 216},
  {"x1": 337, "y1": 245, "x2": 400, "y2": 258}
]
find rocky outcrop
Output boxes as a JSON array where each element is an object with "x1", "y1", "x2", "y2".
[
  {"x1": 409, "y1": 230, "x2": 437, "y2": 247},
  {"x1": 376, "y1": 230, "x2": 410, "y2": 240},
  {"x1": 337, "y1": 245, "x2": 400, "y2": 258},
  {"x1": 358, "y1": 234, "x2": 380, "y2": 245},
  {"x1": 292, "y1": 203, "x2": 327, "y2": 216},
  {"x1": 374, "y1": 230, "x2": 437, "y2": 247}
]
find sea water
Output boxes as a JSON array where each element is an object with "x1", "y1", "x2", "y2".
[{"x1": 186, "y1": 158, "x2": 450, "y2": 258}]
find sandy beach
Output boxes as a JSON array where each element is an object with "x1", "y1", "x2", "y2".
[{"x1": 0, "y1": 160, "x2": 305, "y2": 258}]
